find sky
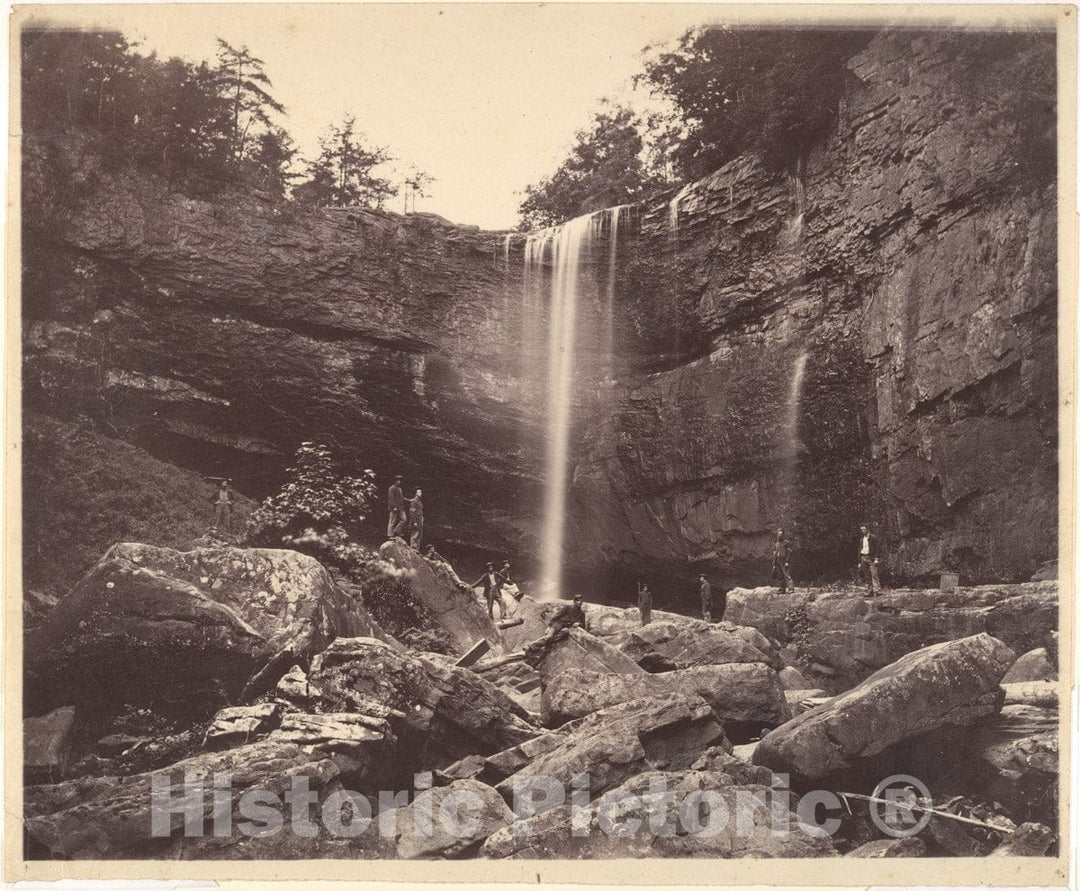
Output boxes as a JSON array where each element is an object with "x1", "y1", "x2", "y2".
[{"x1": 18, "y1": 4, "x2": 727, "y2": 229}]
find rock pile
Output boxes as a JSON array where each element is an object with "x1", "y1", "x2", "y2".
[{"x1": 22, "y1": 543, "x2": 1059, "y2": 861}]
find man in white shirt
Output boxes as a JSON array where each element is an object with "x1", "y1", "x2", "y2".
[{"x1": 857, "y1": 524, "x2": 881, "y2": 595}]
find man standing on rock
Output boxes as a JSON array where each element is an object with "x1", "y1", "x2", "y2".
[
  {"x1": 857, "y1": 524, "x2": 882, "y2": 595},
  {"x1": 387, "y1": 475, "x2": 407, "y2": 540},
  {"x1": 699, "y1": 575, "x2": 712, "y2": 621},
  {"x1": 638, "y1": 582, "x2": 653, "y2": 626},
  {"x1": 772, "y1": 529, "x2": 793, "y2": 594},
  {"x1": 407, "y1": 488, "x2": 424, "y2": 549},
  {"x1": 472, "y1": 562, "x2": 506, "y2": 619},
  {"x1": 210, "y1": 479, "x2": 234, "y2": 536}
]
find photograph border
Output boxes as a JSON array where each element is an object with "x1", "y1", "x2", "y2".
[{"x1": 4, "y1": 3, "x2": 1075, "y2": 885}]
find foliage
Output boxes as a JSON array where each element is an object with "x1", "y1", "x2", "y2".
[
  {"x1": 293, "y1": 116, "x2": 396, "y2": 209},
  {"x1": 638, "y1": 27, "x2": 871, "y2": 180},
  {"x1": 518, "y1": 103, "x2": 668, "y2": 229},
  {"x1": 399, "y1": 165, "x2": 435, "y2": 214},
  {"x1": 21, "y1": 28, "x2": 291, "y2": 197},
  {"x1": 245, "y1": 442, "x2": 377, "y2": 548},
  {"x1": 214, "y1": 39, "x2": 286, "y2": 168}
]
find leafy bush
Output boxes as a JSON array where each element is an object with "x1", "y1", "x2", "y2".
[{"x1": 244, "y1": 442, "x2": 376, "y2": 557}]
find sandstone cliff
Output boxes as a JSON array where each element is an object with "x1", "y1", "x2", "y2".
[{"x1": 22, "y1": 29, "x2": 1057, "y2": 596}]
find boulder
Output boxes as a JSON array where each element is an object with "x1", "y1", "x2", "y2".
[
  {"x1": 754, "y1": 633, "x2": 1016, "y2": 782},
  {"x1": 784, "y1": 689, "x2": 829, "y2": 718},
  {"x1": 496, "y1": 694, "x2": 728, "y2": 801},
  {"x1": 204, "y1": 703, "x2": 280, "y2": 746},
  {"x1": 393, "y1": 778, "x2": 514, "y2": 859},
  {"x1": 724, "y1": 588, "x2": 812, "y2": 641},
  {"x1": 581, "y1": 603, "x2": 703, "y2": 639},
  {"x1": 24, "y1": 739, "x2": 341, "y2": 859},
  {"x1": 1001, "y1": 647, "x2": 1055, "y2": 684},
  {"x1": 778, "y1": 666, "x2": 813, "y2": 690},
  {"x1": 989, "y1": 822, "x2": 1056, "y2": 856},
  {"x1": 1002, "y1": 681, "x2": 1057, "y2": 707},
  {"x1": 26, "y1": 544, "x2": 377, "y2": 715},
  {"x1": 976, "y1": 712, "x2": 1058, "y2": 826},
  {"x1": 308, "y1": 638, "x2": 537, "y2": 770},
  {"x1": 275, "y1": 664, "x2": 324, "y2": 705},
  {"x1": 378, "y1": 540, "x2": 502, "y2": 655},
  {"x1": 725, "y1": 583, "x2": 1056, "y2": 693},
  {"x1": 537, "y1": 627, "x2": 645, "y2": 680},
  {"x1": 689, "y1": 748, "x2": 773, "y2": 786},
  {"x1": 612, "y1": 620, "x2": 781, "y2": 671},
  {"x1": 483, "y1": 770, "x2": 837, "y2": 859},
  {"x1": 24, "y1": 706, "x2": 79, "y2": 783},
  {"x1": 542, "y1": 660, "x2": 789, "y2": 731},
  {"x1": 500, "y1": 596, "x2": 553, "y2": 653}
]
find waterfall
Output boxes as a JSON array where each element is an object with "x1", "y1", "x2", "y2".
[
  {"x1": 524, "y1": 211, "x2": 603, "y2": 600},
  {"x1": 604, "y1": 205, "x2": 627, "y2": 385},
  {"x1": 667, "y1": 183, "x2": 692, "y2": 358},
  {"x1": 502, "y1": 234, "x2": 512, "y2": 270},
  {"x1": 780, "y1": 351, "x2": 809, "y2": 521}
]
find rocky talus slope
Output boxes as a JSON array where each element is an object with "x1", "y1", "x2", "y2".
[
  {"x1": 24, "y1": 537, "x2": 1059, "y2": 860},
  {"x1": 22, "y1": 30, "x2": 1057, "y2": 593}
]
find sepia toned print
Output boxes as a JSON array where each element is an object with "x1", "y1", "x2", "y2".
[{"x1": 6, "y1": 3, "x2": 1073, "y2": 885}]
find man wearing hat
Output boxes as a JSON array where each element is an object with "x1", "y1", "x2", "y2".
[
  {"x1": 387, "y1": 474, "x2": 407, "y2": 540},
  {"x1": 211, "y1": 478, "x2": 235, "y2": 535},
  {"x1": 472, "y1": 562, "x2": 506, "y2": 619}
]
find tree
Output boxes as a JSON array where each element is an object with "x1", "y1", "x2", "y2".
[
  {"x1": 246, "y1": 126, "x2": 297, "y2": 199},
  {"x1": 294, "y1": 116, "x2": 396, "y2": 208},
  {"x1": 214, "y1": 39, "x2": 285, "y2": 167},
  {"x1": 401, "y1": 165, "x2": 434, "y2": 214},
  {"x1": 517, "y1": 103, "x2": 666, "y2": 229},
  {"x1": 638, "y1": 27, "x2": 872, "y2": 180}
]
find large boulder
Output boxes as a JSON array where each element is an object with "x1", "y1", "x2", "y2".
[
  {"x1": 611, "y1": 620, "x2": 781, "y2": 671},
  {"x1": 378, "y1": 540, "x2": 502, "y2": 655},
  {"x1": 25, "y1": 544, "x2": 378, "y2": 715},
  {"x1": 753, "y1": 633, "x2": 1016, "y2": 783},
  {"x1": 726, "y1": 583, "x2": 1056, "y2": 692},
  {"x1": 495, "y1": 694, "x2": 728, "y2": 803},
  {"x1": 25, "y1": 739, "x2": 343, "y2": 859},
  {"x1": 307, "y1": 638, "x2": 537, "y2": 771},
  {"x1": 482, "y1": 769, "x2": 837, "y2": 859},
  {"x1": 1001, "y1": 647, "x2": 1056, "y2": 684},
  {"x1": 393, "y1": 778, "x2": 514, "y2": 859},
  {"x1": 542, "y1": 658, "x2": 789, "y2": 732},
  {"x1": 537, "y1": 628, "x2": 645, "y2": 680}
]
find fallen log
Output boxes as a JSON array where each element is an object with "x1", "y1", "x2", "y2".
[{"x1": 836, "y1": 791, "x2": 1016, "y2": 834}]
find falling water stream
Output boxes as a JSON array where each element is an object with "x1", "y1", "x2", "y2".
[
  {"x1": 780, "y1": 351, "x2": 809, "y2": 521},
  {"x1": 524, "y1": 208, "x2": 626, "y2": 599}
]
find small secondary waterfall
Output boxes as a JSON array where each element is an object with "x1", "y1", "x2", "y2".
[
  {"x1": 524, "y1": 211, "x2": 605, "y2": 600},
  {"x1": 603, "y1": 205, "x2": 627, "y2": 385},
  {"x1": 779, "y1": 350, "x2": 809, "y2": 522}
]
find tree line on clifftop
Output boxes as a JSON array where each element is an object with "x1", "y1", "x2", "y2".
[{"x1": 21, "y1": 29, "x2": 432, "y2": 211}]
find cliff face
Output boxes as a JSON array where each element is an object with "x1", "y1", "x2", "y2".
[
  {"x1": 23, "y1": 173, "x2": 546, "y2": 561},
  {"x1": 23, "y1": 29, "x2": 1057, "y2": 593},
  {"x1": 560, "y1": 29, "x2": 1057, "y2": 588}
]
